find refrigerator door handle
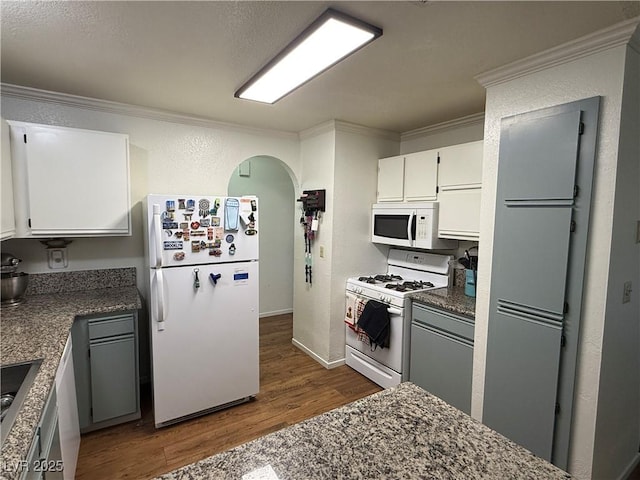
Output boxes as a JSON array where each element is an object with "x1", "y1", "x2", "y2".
[
  {"x1": 156, "y1": 269, "x2": 165, "y2": 331},
  {"x1": 152, "y1": 204, "x2": 163, "y2": 268}
]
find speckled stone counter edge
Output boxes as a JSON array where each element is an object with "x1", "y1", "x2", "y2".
[{"x1": 154, "y1": 382, "x2": 570, "y2": 480}]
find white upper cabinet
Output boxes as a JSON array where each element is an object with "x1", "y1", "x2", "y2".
[
  {"x1": 377, "y1": 155, "x2": 405, "y2": 201},
  {"x1": 438, "y1": 141, "x2": 483, "y2": 187},
  {"x1": 403, "y1": 150, "x2": 438, "y2": 202},
  {"x1": 1, "y1": 118, "x2": 16, "y2": 240},
  {"x1": 377, "y1": 150, "x2": 438, "y2": 202},
  {"x1": 8, "y1": 121, "x2": 131, "y2": 237},
  {"x1": 437, "y1": 140, "x2": 483, "y2": 241}
]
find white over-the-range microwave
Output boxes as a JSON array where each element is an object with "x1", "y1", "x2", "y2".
[{"x1": 371, "y1": 202, "x2": 458, "y2": 250}]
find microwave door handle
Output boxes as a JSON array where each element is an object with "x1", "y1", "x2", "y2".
[{"x1": 407, "y1": 212, "x2": 415, "y2": 243}]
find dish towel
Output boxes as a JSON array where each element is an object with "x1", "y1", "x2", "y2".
[{"x1": 356, "y1": 300, "x2": 391, "y2": 350}]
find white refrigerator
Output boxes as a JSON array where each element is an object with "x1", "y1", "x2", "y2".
[{"x1": 144, "y1": 194, "x2": 259, "y2": 427}]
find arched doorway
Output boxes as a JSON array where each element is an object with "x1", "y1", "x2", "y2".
[{"x1": 228, "y1": 156, "x2": 296, "y2": 318}]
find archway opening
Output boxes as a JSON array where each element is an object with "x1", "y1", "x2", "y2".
[{"x1": 228, "y1": 156, "x2": 296, "y2": 318}]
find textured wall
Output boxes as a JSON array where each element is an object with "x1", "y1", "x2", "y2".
[{"x1": 478, "y1": 45, "x2": 629, "y2": 479}]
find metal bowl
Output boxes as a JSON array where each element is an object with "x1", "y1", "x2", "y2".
[{"x1": 1, "y1": 272, "x2": 29, "y2": 305}]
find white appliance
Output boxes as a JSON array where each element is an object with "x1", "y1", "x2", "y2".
[
  {"x1": 56, "y1": 336, "x2": 80, "y2": 480},
  {"x1": 371, "y1": 202, "x2": 457, "y2": 249},
  {"x1": 345, "y1": 249, "x2": 452, "y2": 388},
  {"x1": 144, "y1": 194, "x2": 259, "y2": 427}
]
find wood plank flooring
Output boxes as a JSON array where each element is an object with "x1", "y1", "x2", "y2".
[{"x1": 75, "y1": 314, "x2": 381, "y2": 479}]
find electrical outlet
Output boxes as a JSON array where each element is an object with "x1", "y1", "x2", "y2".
[
  {"x1": 623, "y1": 281, "x2": 632, "y2": 304},
  {"x1": 48, "y1": 248, "x2": 68, "y2": 269}
]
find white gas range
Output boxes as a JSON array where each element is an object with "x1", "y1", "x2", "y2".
[{"x1": 345, "y1": 249, "x2": 452, "y2": 388}]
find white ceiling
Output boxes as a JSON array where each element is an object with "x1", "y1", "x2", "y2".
[{"x1": 1, "y1": 1, "x2": 639, "y2": 134}]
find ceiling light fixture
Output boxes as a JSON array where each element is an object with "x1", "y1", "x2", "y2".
[{"x1": 234, "y1": 8, "x2": 382, "y2": 104}]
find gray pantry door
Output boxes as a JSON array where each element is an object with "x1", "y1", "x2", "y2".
[{"x1": 483, "y1": 97, "x2": 599, "y2": 469}]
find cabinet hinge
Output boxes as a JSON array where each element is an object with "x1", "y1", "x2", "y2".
[
  {"x1": 28, "y1": 218, "x2": 31, "y2": 228},
  {"x1": 436, "y1": 186, "x2": 439, "y2": 194},
  {"x1": 570, "y1": 220, "x2": 576, "y2": 233},
  {"x1": 23, "y1": 134, "x2": 27, "y2": 144},
  {"x1": 573, "y1": 185, "x2": 579, "y2": 198},
  {"x1": 88, "y1": 348, "x2": 91, "y2": 358},
  {"x1": 564, "y1": 302, "x2": 569, "y2": 314},
  {"x1": 90, "y1": 407, "x2": 93, "y2": 418},
  {"x1": 578, "y1": 122, "x2": 585, "y2": 135},
  {"x1": 561, "y1": 334, "x2": 566, "y2": 347},
  {"x1": 437, "y1": 155, "x2": 440, "y2": 164},
  {"x1": 555, "y1": 403, "x2": 561, "y2": 415}
]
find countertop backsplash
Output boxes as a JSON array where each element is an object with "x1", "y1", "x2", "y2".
[{"x1": 25, "y1": 267, "x2": 137, "y2": 295}]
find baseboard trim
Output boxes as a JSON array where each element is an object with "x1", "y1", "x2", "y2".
[
  {"x1": 617, "y1": 452, "x2": 640, "y2": 480},
  {"x1": 291, "y1": 338, "x2": 345, "y2": 370},
  {"x1": 259, "y1": 308, "x2": 293, "y2": 318}
]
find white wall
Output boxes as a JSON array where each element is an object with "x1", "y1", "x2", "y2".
[
  {"x1": 591, "y1": 41, "x2": 640, "y2": 480},
  {"x1": 292, "y1": 125, "x2": 336, "y2": 364},
  {"x1": 228, "y1": 156, "x2": 296, "y2": 317},
  {"x1": 292, "y1": 121, "x2": 398, "y2": 366},
  {"x1": 475, "y1": 22, "x2": 639, "y2": 479},
  {"x1": 0, "y1": 91, "x2": 300, "y2": 298}
]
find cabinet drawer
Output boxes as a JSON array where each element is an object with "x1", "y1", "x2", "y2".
[
  {"x1": 88, "y1": 314, "x2": 134, "y2": 340},
  {"x1": 412, "y1": 304, "x2": 474, "y2": 342}
]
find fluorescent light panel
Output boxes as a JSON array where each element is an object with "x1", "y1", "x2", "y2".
[{"x1": 235, "y1": 9, "x2": 382, "y2": 104}]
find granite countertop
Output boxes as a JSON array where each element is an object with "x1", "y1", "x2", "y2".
[
  {"x1": 155, "y1": 382, "x2": 569, "y2": 480},
  {"x1": 0, "y1": 268, "x2": 142, "y2": 480},
  {"x1": 411, "y1": 284, "x2": 476, "y2": 319}
]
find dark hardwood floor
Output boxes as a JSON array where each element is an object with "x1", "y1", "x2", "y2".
[{"x1": 75, "y1": 314, "x2": 381, "y2": 479}]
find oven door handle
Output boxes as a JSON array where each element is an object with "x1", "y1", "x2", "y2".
[{"x1": 387, "y1": 307, "x2": 402, "y2": 316}]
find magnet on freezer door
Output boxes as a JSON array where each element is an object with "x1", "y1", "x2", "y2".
[
  {"x1": 229, "y1": 243, "x2": 236, "y2": 255},
  {"x1": 191, "y1": 241, "x2": 200, "y2": 253},
  {"x1": 200, "y1": 218, "x2": 210, "y2": 227},
  {"x1": 178, "y1": 199, "x2": 186, "y2": 209},
  {"x1": 186, "y1": 199, "x2": 195, "y2": 211},
  {"x1": 225, "y1": 198, "x2": 240, "y2": 231},
  {"x1": 193, "y1": 268, "x2": 200, "y2": 289},
  {"x1": 199, "y1": 199, "x2": 210, "y2": 218},
  {"x1": 166, "y1": 200, "x2": 176, "y2": 211},
  {"x1": 225, "y1": 234, "x2": 234, "y2": 243},
  {"x1": 210, "y1": 249, "x2": 222, "y2": 257},
  {"x1": 191, "y1": 221, "x2": 200, "y2": 230},
  {"x1": 163, "y1": 240, "x2": 183, "y2": 250},
  {"x1": 211, "y1": 217, "x2": 220, "y2": 227},
  {"x1": 173, "y1": 252, "x2": 185, "y2": 261},
  {"x1": 209, "y1": 273, "x2": 222, "y2": 285}
]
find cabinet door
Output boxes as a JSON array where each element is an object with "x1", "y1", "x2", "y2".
[
  {"x1": 410, "y1": 306, "x2": 474, "y2": 414},
  {"x1": 377, "y1": 155, "x2": 404, "y2": 201},
  {"x1": 89, "y1": 335, "x2": 137, "y2": 423},
  {"x1": 13, "y1": 122, "x2": 130, "y2": 236},
  {"x1": 438, "y1": 140, "x2": 483, "y2": 187},
  {"x1": 438, "y1": 188, "x2": 481, "y2": 240},
  {"x1": 1, "y1": 118, "x2": 15, "y2": 240},
  {"x1": 404, "y1": 150, "x2": 438, "y2": 201}
]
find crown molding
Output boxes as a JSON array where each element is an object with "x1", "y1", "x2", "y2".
[
  {"x1": 0, "y1": 83, "x2": 299, "y2": 140},
  {"x1": 476, "y1": 16, "x2": 640, "y2": 88},
  {"x1": 299, "y1": 119, "x2": 399, "y2": 141},
  {"x1": 400, "y1": 112, "x2": 485, "y2": 141}
]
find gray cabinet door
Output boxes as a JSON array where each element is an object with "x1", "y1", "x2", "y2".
[
  {"x1": 484, "y1": 98, "x2": 599, "y2": 467},
  {"x1": 89, "y1": 335, "x2": 137, "y2": 423},
  {"x1": 410, "y1": 324, "x2": 473, "y2": 414}
]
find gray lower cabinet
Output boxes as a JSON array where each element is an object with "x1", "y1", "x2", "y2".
[
  {"x1": 409, "y1": 304, "x2": 474, "y2": 414},
  {"x1": 71, "y1": 312, "x2": 140, "y2": 432},
  {"x1": 22, "y1": 388, "x2": 63, "y2": 480}
]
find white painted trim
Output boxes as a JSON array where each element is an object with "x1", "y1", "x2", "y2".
[
  {"x1": 259, "y1": 308, "x2": 293, "y2": 318},
  {"x1": 291, "y1": 338, "x2": 345, "y2": 369},
  {"x1": 299, "y1": 119, "x2": 399, "y2": 141},
  {"x1": 616, "y1": 453, "x2": 640, "y2": 480},
  {"x1": 0, "y1": 83, "x2": 298, "y2": 140},
  {"x1": 475, "y1": 16, "x2": 640, "y2": 88},
  {"x1": 400, "y1": 112, "x2": 485, "y2": 141}
]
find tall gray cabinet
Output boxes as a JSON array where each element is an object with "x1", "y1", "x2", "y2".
[{"x1": 483, "y1": 97, "x2": 599, "y2": 469}]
